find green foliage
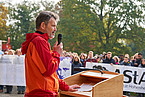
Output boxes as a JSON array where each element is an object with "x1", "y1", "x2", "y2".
[
  {"x1": 7, "y1": 0, "x2": 60, "y2": 50},
  {"x1": 58, "y1": 0, "x2": 145, "y2": 55},
  {"x1": 6, "y1": 0, "x2": 145, "y2": 56},
  {"x1": 8, "y1": 1, "x2": 41, "y2": 49},
  {"x1": 0, "y1": 3, "x2": 9, "y2": 40}
]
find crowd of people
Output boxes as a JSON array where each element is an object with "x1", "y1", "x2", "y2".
[
  {"x1": 0, "y1": 49, "x2": 145, "y2": 96},
  {"x1": 62, "y1": 50, "x2": 145, "y2": 97},
  {"x1": 0, "y1": 49, "x2": 25, "y2": 94},
  {"x1": 62, "y1": 51, "x2": 145, "y2": 72}
]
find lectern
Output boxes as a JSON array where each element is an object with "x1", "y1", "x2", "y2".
[{"x1": 59, "y1": 70, "x2": 126, "y2": 97}]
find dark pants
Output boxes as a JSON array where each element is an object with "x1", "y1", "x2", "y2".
[
  {"x1": 0, "y1": 85, "x2": 4, "y2": 90},
  {"x1": 17, "y1": 86, "x2": 25, "y2": 92},
  {"x1": 137, "y1": 93, "x2": 145, "y2": 97},
  {"x1": 6, "y1": 85, "x2": 13, "y2": 93},
  {"x1": 123, "y1": 91, "x2": 130, "y2": 96}
]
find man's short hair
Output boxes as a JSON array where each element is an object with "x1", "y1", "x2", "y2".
[
  {"x1": 36, "y1": 11, "x2": 59, "y2": 29},
  {"x1": 89, "y1": 51, "x2": 93, "y2": 53},
  {"x1": 124, "y1": 57, "x2": 129, "y2": 59},
  {"x1": 138, "y1": 52, "x2": 143, "y2": 56},
  {"x1": 107, "y1": 52, "x2": 112, "y2": 54},
  {"x1": 119, "y1": 54, "x2": 124, "y2": 56}
]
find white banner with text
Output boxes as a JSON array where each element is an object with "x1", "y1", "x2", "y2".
[
  {"x1": 86, "y1": 62, "x2": 145, "y2": 93},
  {"x1": 0, "y1": 55, "x2": 25, "y2": 86},
  {"x1": 0, "y1": 55, "x2": 71, "y2": 86}
]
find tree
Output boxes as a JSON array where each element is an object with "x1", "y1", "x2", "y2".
[
  {"x1": 8, "y1": 1, "x2": 41, "y2": 49},
  {"x1": 58, "y1": 0, "x2": 145, "y2": 55},
  {"x1": 8, "y1": 0, "x2": 60, "y2": 50},
  {"x1": 0, "y1": 2, "x2": 9, "y2": 40}
]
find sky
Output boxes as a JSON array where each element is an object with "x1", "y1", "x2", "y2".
[
  {"x1": 2, "y1": 0, "x2": 60, "y2": 25},
  {"x1": 2, "y1": 0, "x2": 60, "y2": 4}
]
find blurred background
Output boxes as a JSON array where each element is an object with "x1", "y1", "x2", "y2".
[{"x1": 0, "y1": 0, "x2": 144, "y2": 56}]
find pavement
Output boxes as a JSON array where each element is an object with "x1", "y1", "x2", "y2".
[{"x1": 0, "y1": 86, "x2": 24, "y2": 97}]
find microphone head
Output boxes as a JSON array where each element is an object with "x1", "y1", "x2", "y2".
[
  {"x1": 57, "y1": 34, "x2": 62, "y2": 45},
  {"x1": 58, "y1": 34, "x2": 62, "y2": 39}
]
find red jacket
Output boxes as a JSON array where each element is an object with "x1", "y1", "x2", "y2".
[
  {"x1": 84, "y1": 58, "x2": 98, "y2": 67},
  {"x1": 21, "y1": 32, "x2": 69, "y2": 97}
]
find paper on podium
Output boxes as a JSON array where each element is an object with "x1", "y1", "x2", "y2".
[
  {"x1": 78, "y1": 83, "x2": 94, "y2": 92},
  {"x1": 81, "y1": 72, "x2": 116, "y2": 79}
]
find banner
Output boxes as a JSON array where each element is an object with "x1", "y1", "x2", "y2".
[
  {"x1": 0, "y1": 55, "x2": 25, "y2": 86},
  {"x1": 86, "y1": 62, "x2": 145, "y2": 93},
  {"x1": 0, "y1": 55, "x2": 71, "y2": 86},
  {"x1": 57, "y1": 57, "x2": 72, "y2": 79}
]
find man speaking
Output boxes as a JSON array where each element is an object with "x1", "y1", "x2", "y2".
[{"x1": 21, "y1": 11, "x2": 80, "y2": 97}]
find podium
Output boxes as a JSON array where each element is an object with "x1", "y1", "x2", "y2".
[{"x1": 59, "y1": 70, "x2": 126, "y2": 97}]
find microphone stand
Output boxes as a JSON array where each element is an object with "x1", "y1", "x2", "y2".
[{"x1": 74, "y1": 67, "x2": 104, "y2": 74}]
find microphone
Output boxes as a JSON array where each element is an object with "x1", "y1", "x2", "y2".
[{"x1": 57, "y1": 34, "x2": 62, "y2": 46}]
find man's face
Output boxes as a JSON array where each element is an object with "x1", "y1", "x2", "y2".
[
  {"x1": 74, "y1": 57, "x2": 78, "y2": 62},
  {"x1": 17, "y1": 51, "x2": 21, "y2": 56},
  {"x1": 45, "y1": 17, "x2": 57, "y2": 39},
  {"x1": 81, "y1": 55, "x2": 85, "y2": 59},
  {"x1": 89, "y1": 52, "x2": 93, "y2": 58},
  {"x1": 138, "y1": 55, "x2": 143, "y2": 59},
  {"x1": 107, "y1": 53, "x2": 111, "y2": 58},
  {"x1": 124, "y1": 58, "x2": 128, "y2": 63},
  {"x1": 120, "y1": 56, "x2": 124, "y2": 61}
]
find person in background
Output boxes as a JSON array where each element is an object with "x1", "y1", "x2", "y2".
[
  {"x1": 120, "y1": 57, "x2": 131, "y2": 66},
  {"x1": 102, "y1": 53, "x2": 107, "y2": 60},
  {"x1": 131, "y1": 56, "x2": 136, "y2": 66},
  {"x1": 84, "y1": 53, "x2": 87, "y2": 59},
  {"x1": 15, "y1": 49, "x2": 26, "y2": 94},
  {"x1": 125, "y1": 54, "x2": 130, "y2": 59},
  {"x1": 134, "y1": 53, "x2": 144, "y2": 67},
  {"x1": 62, "y1": 50, "x2": 67, "y2": 57},
  {"x1": 134, "y1": 53, "x2": 139, "y2": 60},
  {"x1": 102, "y1": 52, "x2": 106, "y2": 57},
  {"x1": 113, "y1": 56, "x2": 119, "y2": 65},
  {"x1": 73, "y1": 52, "x2": 78, "y2": 57},
  {"x1": 5, "y1": 50, "x2": 15, "y2": 94},
  {"x1": 94, "y1": 54, "x2": 98, "y2": 59},
  {"x1": 84, "y1": 51, "x2": 97, "y2": 67},
  {"x1": 137, "y1": 60, "x2": 145, "y2": 97},
  {"x1": 65, "y1": 52, "x2": 70, "y2": 57},
  {"x1": 103, "y1": 52, "x2": 115, "y2": 65},
  {"x1": 119, "y1": 54, "x2": 124, "y2": 64},
  {"x1": 0, "y1": 85, "x2": 3, "y2": 93},
  {"x1": 119, "y1": 56, "x2": 131, "y2": 96},
  {"x1": 70, "y1": 53, "x2": 74, "y2": 62},
  {"x1": 134, "y1": 53, "x2": 145, "y2": 97},
  {"x1": 4, "y1": 51, "x2": 8, "y2": 55},
  {"x1": 102, "y1": 52, "x2": 106, "y2": 60},
  {"x1": 80, "y1": 54, "x2": 86, "y2": 67},
  {"x1": 71, "y1": 56, "x2": 82, "y2": 75},
  {"x1": 141, "y1": 59, "x2": 145, "y2": 67},
  {"x1": 97, "y1": 55, "x2": 103, "y2": 63},
  {"x1": 125, "y1": 54, "x2": 131, "y2": 63}
]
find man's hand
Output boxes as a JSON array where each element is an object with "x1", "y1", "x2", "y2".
[
  {"x1": 53, "y1": 42, "x2": 63, "y2": 56},
  {"x1": 141, "y1": 59, "x2": 145, "y2": 65},
  {"x1": 68, "y1": 84, "x2": 80, "y2": 92},
  {"x1": 110, "y1": 63, "x2": 113, "y2": 66},
  {"x1": 134, "y1": 63, "x2": 138, "y2": 66}
]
